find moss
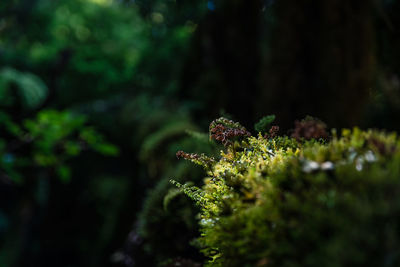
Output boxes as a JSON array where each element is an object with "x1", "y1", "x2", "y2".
[{"x1": 173, "y1": 119, "x2": 400, "y2": 266}]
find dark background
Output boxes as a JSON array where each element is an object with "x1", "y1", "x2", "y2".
[{"x1": 1, "y1": 0, "x2": 400, "y2": 266}]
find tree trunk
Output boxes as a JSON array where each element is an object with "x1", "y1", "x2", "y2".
[{"x1": 260, "y1": 0, "x2": 375, "y2": 129}]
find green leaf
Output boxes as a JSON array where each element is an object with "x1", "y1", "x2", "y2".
[{"x1": 254, "y1": 115, "x2": 275, "y2": 133}]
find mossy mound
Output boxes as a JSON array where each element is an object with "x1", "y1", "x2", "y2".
[{"x1": 173, "y1": 120, "x2": 400, "y2": 267}]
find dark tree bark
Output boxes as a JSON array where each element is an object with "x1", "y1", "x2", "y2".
[{"x1": 260, "y1": 0, "x2": 375, "y2": 129}]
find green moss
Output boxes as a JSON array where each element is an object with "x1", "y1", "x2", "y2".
[{"x1": 173, "y1": 120, "x2": 400, "y2": 266}]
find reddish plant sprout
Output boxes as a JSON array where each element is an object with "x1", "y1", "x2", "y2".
[
  {"x1": 176, "y1": 150, "x2": 199, "y2": 160},
  {"x1": 176, "y1": 150, "x2": 215, "y2": 171},
  {"x1": 291, "y1": 116, "x2": 328, "y2": 141},
  {"x1": 209, "y1": 117, "x2": 251, "y2": 147},
  {"x1": 264, "y1": 125, "x2": 279, "y2": 139}
]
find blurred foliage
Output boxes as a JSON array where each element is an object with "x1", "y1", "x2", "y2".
[
  {"x1": 0, "y1": 0, "x2": 209, "y2": 266},
  {"x1": 1, "y1": 0, "x2": 148, "y2": 105},
  {"x1": 0, "y1": 108, "x2": 118, "y2": 183}
]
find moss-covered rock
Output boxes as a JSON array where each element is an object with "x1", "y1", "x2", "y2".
[{"x1": 173, "y1": 119, "x2": 400, "y2": 267}]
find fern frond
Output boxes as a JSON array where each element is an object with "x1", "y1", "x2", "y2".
[{"x1": 169, "y1": 180, "x2": 207, "y2": 206}]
